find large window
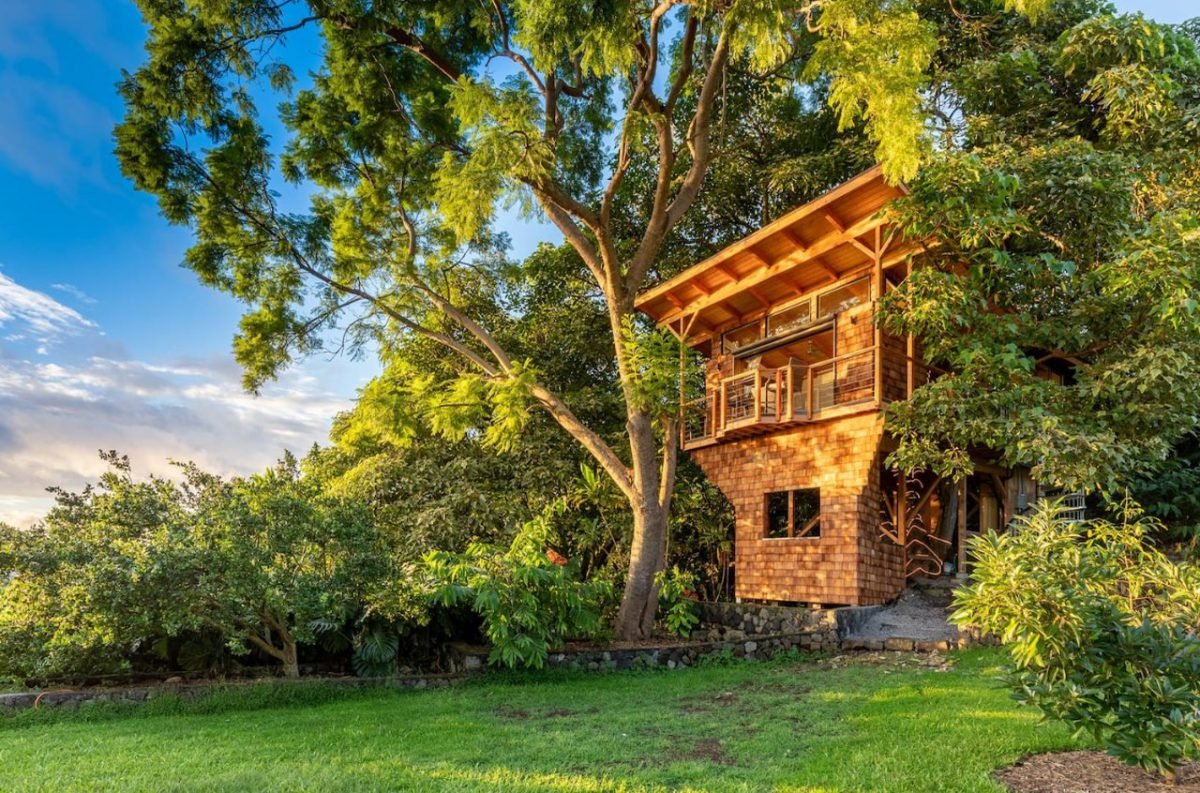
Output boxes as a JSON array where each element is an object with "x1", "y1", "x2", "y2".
[
  {"x1": 765, "y1": 488, "x2": 821, "y2": 539},
  {"x1": 817, "y1": 278, "x2": 869, "y2": 318},
  {"x1": 767, "y1": 301, "x2": 812, "y2": 336},
  {"x1": 721, "y1": 321, "x2": 762, "y2": 354}
]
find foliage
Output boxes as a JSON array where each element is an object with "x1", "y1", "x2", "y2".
[
  {"x1": 880, "y1": 8, "x2": 1200, "y2": 493},
  {"x1": 0, "y1": 452, "x2": 412, "y2": 681},
  {"x1": 953, "y1": 500, "x2": 1200, "y2": 780},
  {"x1": 114, "y1": 0, "x2": 1025, "y2": 639},
  {"x1": 654, "y1": 566, "x2": 700, "y2": 638},
  {"x1": 1128, "y1": 431, "x2": 1200, "y2": 540},
  {"x1": 424, "y1": 503, "x2": 613, "y2": 669}
]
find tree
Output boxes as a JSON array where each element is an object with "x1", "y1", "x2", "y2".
[
  {"x1": 189, "y1": 453, "x2": 412, "y2": 678},
  {"x1": 953, "y1": 501, "x2": 1200, "y2": 783},
  {"x1": 0, "y1": 453, "x2": 408, "y2": 680},
  {"x1": 879, "y1": 7, "x2": 1200, "y2": 492},
  {"x1": 115, "y1": 0, "x2": 948, "y2": 638}
]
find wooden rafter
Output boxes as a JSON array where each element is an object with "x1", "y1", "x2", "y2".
[
  {"x1": 747, "y1": 286, "x2": 771, "y2": 309},
  {"x1": 848, "y1": 237, "x2": 877, "y2": 261},
  {"x1": 654, "y1": 212, "x2": 889, "y2": 324},
  {"x1": 822, "y1": 210, "x2": 845, "y2": 233},
  {"x1": 636, "y1": 165, "x2": 888, "y2": 309}
]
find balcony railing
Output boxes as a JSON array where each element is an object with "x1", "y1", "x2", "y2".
[{"x1": 683, "y1": 347, "x2": 884, "y2": 447}]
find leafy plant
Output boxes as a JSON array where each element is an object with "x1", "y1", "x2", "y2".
[
  {"x1": 655, "y1": 567, "x2": 700, "y2": 639},
  {"x1": 953, "y1": 500, "x2": 1200, "y2": 783},
  {"x1": 424, "y1": 503, "x2": 612, "y2": 669},
  {"x1": 351, "y1": 623, "x2": 402, "y2": 679}
]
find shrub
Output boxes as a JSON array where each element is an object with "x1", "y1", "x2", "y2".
[
  {"x1": 424, "y1": 503, "x2": 612, "y2": 669},
  {"x1": 953, "y1": 500, "x2": 1200, "y2": 782},
  {"x1": 655, "y1": 566, "x2": 700, "y2": 638}
]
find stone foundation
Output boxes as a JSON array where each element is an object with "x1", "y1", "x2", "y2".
[{"x1": 0, "y1": 673, "x2": 461, "y2": 713}]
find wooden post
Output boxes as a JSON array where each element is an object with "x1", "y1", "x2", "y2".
[
  {"x1": 906, "y1": 333, "x2": 915, "y2": 398},
  {"x1": 873, "y1": 226, "x2": 884, "y2": 408},
  {"x1": 957, "y1": 478, "x2": 968, "y2": 577},
  {"x1": 805, "y1": 367, "x2": 814, "y2": 417},
  {"x1": 783, "y1": 366, "x2": 793, "y2": 421},
  {"x1": 719, "y1": 380, "x2": 727, "y2": 431}
]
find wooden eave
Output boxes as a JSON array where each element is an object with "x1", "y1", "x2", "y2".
[{"x1": 635, "y1": 166, "x2": 915, "y2": 343}]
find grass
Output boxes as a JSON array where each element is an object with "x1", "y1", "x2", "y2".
[{"x1": 0, "y1": 649, "x2": 1086, "y2": 792}]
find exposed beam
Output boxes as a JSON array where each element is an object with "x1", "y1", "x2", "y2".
[
  {"x1": 779, "y1": 227, "x2": 808, "y2": 251},
  {"x1": 822, "y1": 210, "x2": 845, "y2": 233},
  {"x1": 714, "y1": 263, "x2": 738, "y2": 284},
  {"x1": 635, "y1": 165, "x2": 891, "y2": 308},
  {"x1": 652, "y1": 212, "x2": 891, "y2": 324},
  {"x1": 747, "y1": 286, "x2": 771, "y2": 309},
  {"x1": 849, "y1": 237, "x2": 877, "y2": 261}
]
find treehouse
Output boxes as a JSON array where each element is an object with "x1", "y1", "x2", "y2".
[{"x1": 636, "y1": 167, "x2": 1048, "y2": 606}]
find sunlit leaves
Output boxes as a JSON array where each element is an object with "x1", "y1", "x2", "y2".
[
  {"x1": 953, "y1": 502, "x2": 1200, "y2": 777},
  {"x1": 807, "y1": 0, "x2": 937, "y2": 182}
]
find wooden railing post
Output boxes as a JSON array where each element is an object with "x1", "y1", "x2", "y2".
[
  {"x1": 719, "y1": 380, "x2": 727, "y2": 432},
  {"x1": 805, "y1": 367, "x2": 814, "y2": 417},
  {"x1": 753, "y1": 369, "x2": 762, "y2": 423},
  {"x1": 783, "y1": 366, "x2": 793, "y2": 421}
]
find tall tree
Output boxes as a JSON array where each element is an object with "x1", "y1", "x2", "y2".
[
  {"x1": 881, "y1": 6, "x2": 1200, "y2": 493},
  {"x1": 115, "y1": 0, "x2": 988, "y2": 637}
]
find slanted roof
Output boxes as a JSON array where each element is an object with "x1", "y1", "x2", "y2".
[{"x1": 635, "y1": 166, "x2": 913, "y2": 339}]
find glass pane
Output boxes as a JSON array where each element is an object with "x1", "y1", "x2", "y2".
[
  {"x1": 722, "y1": 321, "x2": 762, "y2": 354},
  {"x1": 817, "y1": 278, "x2": 869, "y2": 317},
  {"x1": 767, "y1": 301, "x2": 812, "y2": 337},
  {"x1": 793, "y1": 489, "x2": 821, "y2": 538},
  {"x1": 765, "y1": 491, "x2": 790, "y2": 538}
]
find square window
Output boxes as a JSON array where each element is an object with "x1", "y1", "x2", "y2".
[
  {"x1": 764, "y1": 488, "x2": 821, "y2": 539},
  {"x1": 766, "y1": 491, "x2": 790, "y2": 539}
]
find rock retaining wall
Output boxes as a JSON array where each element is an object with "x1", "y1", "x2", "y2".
[{"x1": 0, "y1": 673, "x2": 461, "y2": 713}]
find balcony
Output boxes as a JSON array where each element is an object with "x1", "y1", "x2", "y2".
[
  {"x1": 681, "y1": 346, "x2": 932, "y2": 449},
  {"x1": 682, "y1": 347, "x2": 873, "y2": 447}
]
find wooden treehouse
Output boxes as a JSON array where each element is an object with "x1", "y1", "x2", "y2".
[{"x1": 636, "y1": 167, "x2": 1052, "y2": 606}]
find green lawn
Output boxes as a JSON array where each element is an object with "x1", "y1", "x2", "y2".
[{"x1": 0, "y1": 650, "x2": 1084, "y2": 792}]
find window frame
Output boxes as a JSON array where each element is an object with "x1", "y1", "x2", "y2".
[
  {"x1": 763, "y1": 488, "x2": 822, "y2": 540},
  {"x1": 718, "y1": 274, "x2": 873, "y2": 359}
]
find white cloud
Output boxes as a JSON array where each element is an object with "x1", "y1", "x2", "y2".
[
  {"x1": 0, "y1": 270, "x2": 95, "y2": 341},
  {"x1": 50, "y1": 283, "x2": 97, "y2": 304},
  {"x1": 0, "y1": 352, "x2": 350, "y2": 526},
  {"x1": 0, "y1": 270, "x2": 355, "y2": 527}
]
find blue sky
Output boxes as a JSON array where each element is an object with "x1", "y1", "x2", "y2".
[{"x1": 0, "y1": 0, "x2": 1191, "y2": 525}]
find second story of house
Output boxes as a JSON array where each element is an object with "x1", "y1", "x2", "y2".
[{"x1": 635, "y1": 167, "x2": 931, "y2": 450}]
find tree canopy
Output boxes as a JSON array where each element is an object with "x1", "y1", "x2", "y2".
[{"x1": 881, "y1": 6, "x2": 1200, "y2": 494}]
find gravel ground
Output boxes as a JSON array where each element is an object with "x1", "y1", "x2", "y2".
[{"x1": 842, "y1": 587, "x2": 962, "y2": 642}]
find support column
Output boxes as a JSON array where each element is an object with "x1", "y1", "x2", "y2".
[{"x1": 957, "y1": 477, "x2": 968, "y2": 578}]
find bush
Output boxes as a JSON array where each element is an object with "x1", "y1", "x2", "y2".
[
  {"x1": 953, "y1": 500, "x2": 1200, "y2": 782},
  {"x1": 655, "y1": 567, "x2": 700, "y2": 638},
  {"x1": 424, "y1": 502, "x2": 612, "y2": 669}
]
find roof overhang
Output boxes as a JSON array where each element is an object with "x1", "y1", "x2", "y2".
[{"x1": 635, "y1": 166, "x2": 915, "y2": 340}]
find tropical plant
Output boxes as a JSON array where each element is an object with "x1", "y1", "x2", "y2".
[
  {"x1": 655, "y1": 566, "x2": 700, "y2": 639},
  {"x1": 424, "y1": 503, "x2": 612, "y2": 668},
  {"x1": 953, "y1": 500, "x2": 1200, "y2": 782},
  {"x1": 0, "y1": 452, "x2": 415, "y2": 680}
]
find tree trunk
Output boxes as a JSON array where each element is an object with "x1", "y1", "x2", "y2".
[
  {"x1": 615, "y1": 499, "x2": 669, "y2": 640},
  {"x1": 281, "y1": 639, "x2": 299, "y2": 679}
]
